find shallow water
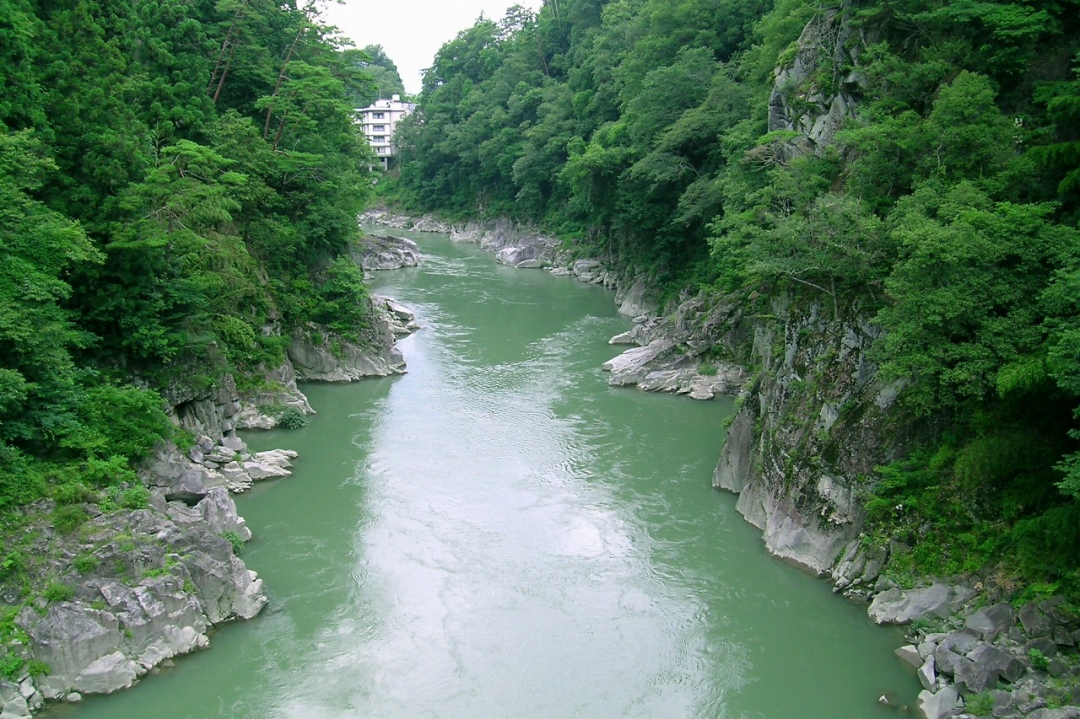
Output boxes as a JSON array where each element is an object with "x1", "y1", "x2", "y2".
[{"x1": 59, "y1": 230, "x2": 917, "y2": 718}]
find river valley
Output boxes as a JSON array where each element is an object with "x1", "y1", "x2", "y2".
[{"x1": 51, "y1": 229, "x2": 917, "y2": 718}]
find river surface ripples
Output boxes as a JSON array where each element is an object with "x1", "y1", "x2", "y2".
[{"x1": 57, "y1": 229, "x2": 916, "y2": 719}]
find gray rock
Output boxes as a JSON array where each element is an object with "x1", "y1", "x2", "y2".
[
  {"x1": 1019, "y1": 603, "x2": 1054, "y2": 638},
  {"x1": 354, "y1": 233, "x2": 420, "y2": 270},
  {"x1": 162, "y1": 468, "x2": 209, "y2": 505},
  {"x1": 988, "y1": 689, "x2": 1018, "y2": 718},
  {"x1": 0, "y1": 679, "x2": 31, "y2": 719},
  {"x1": 917, "y1": 685, "x2": 959, "y2": 719},
  {"x1": 602, "y1": 339, "x2": 677, "y2": 386},
  {"x1": 73, "y1": 651, "x2": 138, "y2": 695},
  {"x1": 896, "y1": 644, "x2": 923, "y2": 668},
  {"x1": 615, "y1": 276, "x2": 658, "y2": 317},
  {"x1": 935, "y1": 646, "x2": 963, "y2": 677},
  {"x1": 918, "y1": 654, "x2": 938, "y2": 691},
  {"x1": 953, "y1": 655, "x2": 996, "y2": 695},
  {"x1": 288, "y1": 321, "x2": 405, "y2": 382},
  {"x1": 1027, "y1": 709, "x2": 1080, "y2": 719},
  {"x1": 714, "y1": 409, "x2": 756, "y2": 493},
  {"x1": 953, "y1": 643, "x2": 1025, "y2": 695},
  {"x1": 965, "y1": 603, "x2": 1015, "y2": 641},
  {"x1": 867, "y1": 584, "x2": 954, "y2": 625},
  {"x1": 197, "y1": 488, "x2": 252, "y2": 541}
]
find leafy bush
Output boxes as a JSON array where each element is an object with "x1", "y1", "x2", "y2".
[
  {"x1": 0, "y1": 551, "x2": 24, "y2": 579},
  {"x1": 967, "y1": 691, "x2": 994, "y2": 716},
  {"x1": 119, "y1": 485, "x2": 150, "y2": 509},
  {"x1": 27, "y1": 660, "x2": 50, "y2": 677},
  {"x1": 222, "y1": 531, "x2": 245, "y2": 556},
  {"x1": 0, "y1": 652, "x2": 22, "y2": 681},
  {"x1": 59, "y1": 384, "x2": 172, "y2": 464},
  {"x1": 73, "y1": 554, "x2": 99, "y2": 574},
  {"x1": 42, "y1": 582, "x2": 75, "y2": 603},
  {"x1": 53, "y1": 481, "x2": 95, "y2": 505},
  {"x1": 277, "y1": 406, "x2": 308, "y2": 429},
  {"x1": 51, "y1": 504, "x2": 88, "y2": 534}
]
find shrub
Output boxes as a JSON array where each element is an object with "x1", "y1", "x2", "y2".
[
  {"x1": 53, "y1": 481, "x2": 95, "y2": 505},
  {"x1": 0, "y1": 551, "x2": 24, "y2": 579},
  {"x1": 222, "y1": 531, "x2": 245, "y2": 556},
  {"x1": 27, "y1": 660, "x2": 50, "y2": 677},
  {"x1": 52, "y1": 504, "x2": 87, "y2": 533},
  {"x1": 42, "y1": 582, "x2": 75, "y2": 603},
  {"x1": 73, "y1": 554, "x2": 99, "y2": 574},
  {"x1": 277, "y1": 406, "x2": 308, "y2": 429},
  {"x1": 967, "y1": 692, "x2": 994, "y2": 717},
  {"x1": 119, "y1": 485, "x2": 150, "y2": 509}
]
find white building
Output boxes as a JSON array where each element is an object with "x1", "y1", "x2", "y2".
[{"x1": 357, "y1": 94, "x2": 416, "y2": 169}]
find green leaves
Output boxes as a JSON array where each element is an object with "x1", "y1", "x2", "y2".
[
  {"x1": 0, "y1": 0, "x2": 380, "y2": 513},
  {"x1": 875, "y1": 183, "x2": 1077, "y2": 414}
]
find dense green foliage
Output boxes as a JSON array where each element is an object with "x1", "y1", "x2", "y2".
[
  {"x1": 348, "y1": 44, "x2": 407, "y2": 106},
  {"x1": 0, "y1": 0, "x2": 378, "y2": 512},
  {"x1": 395, "y1": 0, "x2": 1080, "y2": 591}
]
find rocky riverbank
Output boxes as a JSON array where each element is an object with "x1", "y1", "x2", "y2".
[{"x1": 0, "y1": 289, "x2": 419, "y2": 717}]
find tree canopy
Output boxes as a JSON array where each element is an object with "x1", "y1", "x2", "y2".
[{"x1": 0, "y1": 0, "x2": 385, "y2": 512}]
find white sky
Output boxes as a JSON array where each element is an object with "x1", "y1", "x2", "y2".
[{"x1": 320, "y1": 0, "x2": 545, "y2": 95}]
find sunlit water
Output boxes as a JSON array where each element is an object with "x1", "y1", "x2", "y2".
[{"x1": 56, "y1": 230, "x2": 917, "y2": 718}]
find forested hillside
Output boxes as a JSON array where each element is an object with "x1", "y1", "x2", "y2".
[
  {"x1": 391, "y1": 0, "x2": 1080, "y2": 594},
  {"x1": 0, "y1": 1, "x2": 383, "y2": 515}
]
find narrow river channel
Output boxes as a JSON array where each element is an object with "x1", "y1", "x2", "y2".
[{"x1": 59, "y1": 228, "x2": 917, "y2": 718}]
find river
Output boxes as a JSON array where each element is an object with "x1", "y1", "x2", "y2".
[{"x1": 57, "y1": 228, "x2": 917, "y2": 718}]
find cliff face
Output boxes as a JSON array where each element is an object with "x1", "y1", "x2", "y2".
[{"x1": 711, "y1": 293, "x2": 911, "y2": 577}]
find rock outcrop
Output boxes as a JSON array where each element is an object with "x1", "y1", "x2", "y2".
[
  {"x1": 450, "y1": 218, "x2": 561, "y2": 269},
  {"x1": 287, "y1": 295, "x2": 411, "y2": 382},
  {"x1": 352, "y1": 233, "x2": 421, "y2": 271},
  {"x1": 763, "y1": 3, "x2": 865, "y2": 163},
  {"x1": 0, "y1": 287, "x2": 418, "y2": 715},
  {"x1": 1, "y1": 475, "x2": 269, "y2": 714},
  {"x1": 359, "y1": 208, "x2": 451, "y2": 233},
  {"x1": 711, "y1": 292, "x2": 914, "y2": 574}
]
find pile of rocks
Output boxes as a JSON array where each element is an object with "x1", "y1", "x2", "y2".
[
  {"x1": 869, "y1": 585, "x2": 1080, "y2": 718},
  {"x1": 144, "y1": 434, "x2": 296, "y2": 498}
]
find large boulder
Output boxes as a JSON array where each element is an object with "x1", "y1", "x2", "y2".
[
  {"x1": 867, "y1": 584, "x2": 958, "y2": 625},
  {"x1": 601, "y1": 339, "x2": 678, "y2": 386},
  {"x1": 964, "y1": 603, "x2": 1015, "y2": 641},
  {"x1": 916, "y1": 685, "x2": 959, "y2": 719},
  {"x1": 952, "y1": 642, "x2": 1025, "y2": 695}
]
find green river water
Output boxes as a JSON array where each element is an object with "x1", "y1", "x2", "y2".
[{"x1": 56, "y1": 229, "x2": 917, "y2": 718}]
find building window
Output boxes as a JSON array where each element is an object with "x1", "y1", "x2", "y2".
[
  {"x1": 373, "y1": 125, "x2": 386, "y2": 132},
  {"x1": 372, "y1": 112, "x2": 385, "y2": 119},
  {"x1": 373, "y1": 136, "x2": 387, "y2": 142}
]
